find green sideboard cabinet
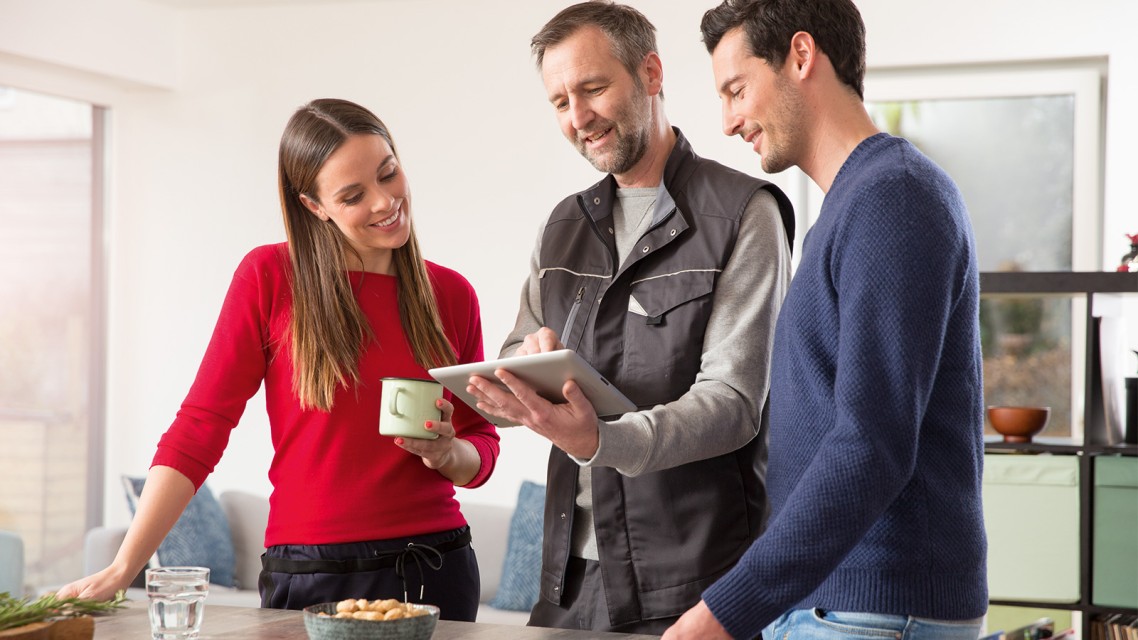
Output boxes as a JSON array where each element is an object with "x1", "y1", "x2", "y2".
[
  {"x1": 983, "y1": 454, "x2": 1081, "y2": 603},
  {"x1": 1093, "y1": 455, "x2": 1138, "y2": 608}
]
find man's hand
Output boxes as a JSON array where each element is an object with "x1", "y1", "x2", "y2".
[
  {"x1": 468, "y1": 328, "x2": 600, "y2": 458},
  {"x1": 515, "y1": 327, "x2": 564, "y2": 356},
  {"x1": 662, "y1": 600, "x2": 733, "y2": 640},
  {"x1": 469, "y1": 372, "x2": 600, "y2": 459}
]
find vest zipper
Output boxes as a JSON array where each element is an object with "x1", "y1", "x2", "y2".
[{"x1": 560, "y1": 286, "x2": 585, "y2": 343}]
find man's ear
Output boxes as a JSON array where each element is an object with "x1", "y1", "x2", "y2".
[
  {"x1": 642, "y1": 51, "x2": 664, "y2": 97},
  {"x1": 788, "y1": 31, "x2": 817, "y2": 79},
  {"x1": 298, "y1": 193, "x2": 328, "y2": 221}
]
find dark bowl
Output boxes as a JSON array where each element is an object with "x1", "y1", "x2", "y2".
[
  {"x1": 987, "y1": 406, "x2": 1051, "y2": 443},
  {"x1": 303, "y1": 602, "x2": 439, "y2": 640}
]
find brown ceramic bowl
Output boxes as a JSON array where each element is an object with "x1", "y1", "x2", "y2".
[{"x1": 987, "y1": 406, "x2": 1051, "y2": 443}]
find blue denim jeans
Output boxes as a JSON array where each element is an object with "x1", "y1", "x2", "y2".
[{"x1": 762, "y1": 608, "x2": 983, "y2": 640}]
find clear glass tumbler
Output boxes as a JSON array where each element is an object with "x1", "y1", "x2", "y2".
[{"x1": 146, "y1": 566, "x2": 210, "y2": 639}]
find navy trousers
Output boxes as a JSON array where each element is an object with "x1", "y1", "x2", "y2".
[{"x1": 258, "y1": 525, "x2": 479, "y2": 621}]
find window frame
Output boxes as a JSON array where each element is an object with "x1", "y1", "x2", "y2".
[
  {"x1": 0, "y1": 85, "x2": 109, "y2": 585},
  {"x1": 861, "y1": 62, "x2": 1104, "y2": 271},
  {"x1": 819, "y1": 62, "x2": 1107, "y2": 439}
]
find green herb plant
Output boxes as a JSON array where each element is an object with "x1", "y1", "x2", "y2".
[{"x1": 0, "y1": 590, "x2": 127, "y2": 631}]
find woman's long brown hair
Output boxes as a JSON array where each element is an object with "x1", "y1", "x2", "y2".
[{"x1": 278, "y1": 99, "x2": 456, "y2": 411}]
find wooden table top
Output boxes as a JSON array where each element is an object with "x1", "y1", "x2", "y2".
[{"x1": 95, "y1": 601, "x2": 663, "y2": 639}]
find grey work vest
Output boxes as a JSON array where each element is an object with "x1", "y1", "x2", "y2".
[{"x1": 536, "y1": 130, "x2": 795, "y2": 625}]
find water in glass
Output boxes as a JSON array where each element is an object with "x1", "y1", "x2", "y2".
[{"x1": 146, "y1": 567, "x2": 209, "y2": 639}]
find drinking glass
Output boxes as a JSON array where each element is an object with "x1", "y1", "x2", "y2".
[{"x1": 146, "y1": 566, "x2": 209, "y2": 639}]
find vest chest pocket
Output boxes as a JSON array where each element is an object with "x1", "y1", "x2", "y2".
[{"x1": 622, "y1": 270, "x2": 717, "y2": 404}]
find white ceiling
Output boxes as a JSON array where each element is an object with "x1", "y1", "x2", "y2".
[{"x1": 139, "y1": 0, "x2": 391, "y2": 7}]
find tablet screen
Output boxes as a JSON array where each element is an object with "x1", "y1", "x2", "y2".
[{"x1": 429, "y1": 349, "x2": 636, "y2": 427}]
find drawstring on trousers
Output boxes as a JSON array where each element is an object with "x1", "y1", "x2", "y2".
[{"x1": 394, "y1": 542, "x2": 444, "y2": 602}]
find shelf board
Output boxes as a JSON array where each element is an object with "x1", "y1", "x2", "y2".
[
  {"x1": 983, "y1": 436, "x2": 1138, "y2": 455},
  {"x1": 988, "y1": 599, "x2": 1082, "y2": 611},
  {"x1": 980, "y1": 271, "x2": 1138, "y2": 295},
  {"x1": 989, "y1": 599, "x2": 1138, "y2": 615}
]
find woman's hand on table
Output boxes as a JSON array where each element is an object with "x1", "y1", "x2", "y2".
[{"x1": 54, "y1": 564, "x2": 132, "y2": 602}]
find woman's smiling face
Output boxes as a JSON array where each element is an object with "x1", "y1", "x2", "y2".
[{"x1": 300, "y1": 133, "x2": 411, "y2": 274}]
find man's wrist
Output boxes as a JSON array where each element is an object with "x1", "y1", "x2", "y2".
[{"x1": 566, "y1": 419, "x2": 604, "y2": 465}]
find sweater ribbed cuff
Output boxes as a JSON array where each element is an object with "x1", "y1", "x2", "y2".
[
  {"x1": 702, "y1": 559, "x2": 782, "y2": 640},
  {"x1": 584, "y1": 413, "x2": 654, "y2": 476},
  {"x1": 460, "y1": 435, "x2": 498, "y2": 488}
]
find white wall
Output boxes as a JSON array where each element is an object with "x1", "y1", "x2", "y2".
[{"x1": 2, "y1": 0, "x2": 1136, "y2": 528}]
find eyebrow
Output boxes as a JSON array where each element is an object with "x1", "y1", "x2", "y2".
[
  {"x1": 330, "y1": 155, "x2": 396, "y2": 199},
  {"x1": 718, "y1": 73, "x2": 745, "y2": 96},
  {"x1": 549, "y1": 75, "x2": 609, "y2": 103}
]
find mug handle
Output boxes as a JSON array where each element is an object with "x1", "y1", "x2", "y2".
[{"x1": 389, "y1": 387, "x2": 406, "y2": 418}]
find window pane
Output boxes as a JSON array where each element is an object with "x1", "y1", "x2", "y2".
[
  {"x1": 980, "y1": 295, "x2": 1073, "y2": 438},
  {"x1": 869, "y1": 96, "x2": 1074, "y2": 271},
  {"x1": 0, "y1": 87, "x2": 95, "y2": 589}
]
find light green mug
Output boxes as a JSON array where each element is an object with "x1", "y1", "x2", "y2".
[{"x1": 379, "y1": 377, "x2": 442, "y2": 440}]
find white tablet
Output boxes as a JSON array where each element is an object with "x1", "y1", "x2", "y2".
[{"x1": 429, "y1": 349, "x2": 637, "y2": 427}]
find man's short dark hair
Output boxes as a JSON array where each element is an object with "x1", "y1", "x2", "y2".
[
  {"x1": 531, "y1": 1, "x2": 658, "y2": 81},
  {"x1": 700, "y1": 0, "x2": 866, "y2": 99}
]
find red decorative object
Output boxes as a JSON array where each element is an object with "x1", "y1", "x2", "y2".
[
  {"x1": 1118, "y1": 233, "x2": 1138, "y2": 272},
  {"x1": 988, "y1": 406, "x2": 1051, "y2": 443}
]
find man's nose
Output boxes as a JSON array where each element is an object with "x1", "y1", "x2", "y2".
[
  {"x1": 722, "y1": 104, "x2": 744, "y2": 137},
  {"x1": 569, "y1": 98, "x2": 594, "y2": 132}
]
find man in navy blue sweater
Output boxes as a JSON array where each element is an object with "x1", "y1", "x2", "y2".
[{"x1": 663, "y1": 1, "x2": 988, "y2": 638}]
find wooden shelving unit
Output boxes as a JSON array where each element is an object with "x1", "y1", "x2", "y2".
[{"x1": 981, "y1": 271, "x2": 1138, "y2": 637}]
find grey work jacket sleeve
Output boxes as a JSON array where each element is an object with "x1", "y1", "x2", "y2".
[
  {"x1": 585, "y1": 189, "x2": 791, "y2": 476},
  {"x1": 500, "y1": 222, "x2": 547, "y2": 358}
]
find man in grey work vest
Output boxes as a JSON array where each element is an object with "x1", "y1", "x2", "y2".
[{"x1": 466, "y1": 1, "x2": 795, "y2": 634}]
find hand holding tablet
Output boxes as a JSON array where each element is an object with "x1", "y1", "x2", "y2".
[{"x1": 429, "y1": 349, "x2": 636, "y2": 428}]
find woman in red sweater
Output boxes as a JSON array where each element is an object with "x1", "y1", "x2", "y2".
[{"x1": 57, "y1": 99, "x2": 500, "y2": 619}]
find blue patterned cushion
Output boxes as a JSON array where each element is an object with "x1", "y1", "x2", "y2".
[
  {"x1": 122, "y1": 476, "x2": 237, "y2": 588},
  {"x1": 488, "y1": 481, "x2": 545, "y2": 611}
]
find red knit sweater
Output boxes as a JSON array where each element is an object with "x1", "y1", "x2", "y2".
[{"x1": 152, "y1": 243, "x2": 499, "y2": 546}]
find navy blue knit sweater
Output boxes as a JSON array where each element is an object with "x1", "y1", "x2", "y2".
[{"x1": 704, "y1": 133, "x2": 988, "y2": 637}]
